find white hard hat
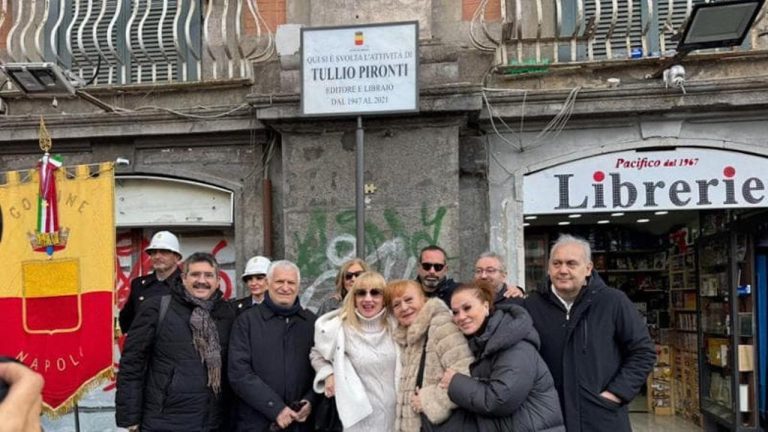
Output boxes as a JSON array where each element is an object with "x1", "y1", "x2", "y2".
[
  {"x1": 145, "y1": 231, "x2": 182, "y2": 258},
  {"x1": 242, "y1": 256, "x2": 271, "y2": 280}
]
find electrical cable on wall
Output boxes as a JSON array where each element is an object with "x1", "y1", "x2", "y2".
[
  {"x1": 481, "y1": 86, "x2": 580, "y2": 153},
  {"x1": 482, "y1": 89, "x2": 523, "y2": 152}
]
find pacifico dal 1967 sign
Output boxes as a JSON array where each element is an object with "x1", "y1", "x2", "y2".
[
  {"x1": 523, "y1": 148, "x2": 768, "y2": 214},
  {"x1": 301, "y1": 21, "x2": 419, "y2": 116}
]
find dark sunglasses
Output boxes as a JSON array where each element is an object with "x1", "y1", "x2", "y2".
[
  {"x1": 421, "y1": 262, "x2": 445, "y2": 272},
  {"x1": 345, "y1": 271, "x2": 363, "y2": 281},
  {"x1": 354, "y1": 288, "x2": 383, "y2": 297}
]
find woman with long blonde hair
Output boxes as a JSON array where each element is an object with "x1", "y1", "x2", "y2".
[
  {"x1": 316, "y1": 258, "x2": 370, "y2": 317},
  {"x1": 310, "y1": 271, "x2": 400, "y2": 431}
]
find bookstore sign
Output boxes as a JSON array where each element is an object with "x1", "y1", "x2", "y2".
[
  {"x1": 524, "y1": 148, "x2": 768, "y2": 214},
  {"x1": 301, "y1": 21, "x2": 418, "y2": 116}
]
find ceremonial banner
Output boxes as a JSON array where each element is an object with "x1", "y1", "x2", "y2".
[{"x1": 0, "y1": 161, "x2": 116, "y2": 414}]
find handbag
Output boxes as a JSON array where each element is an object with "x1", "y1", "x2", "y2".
[
  {"x1": 314, "y1": 395, "x2": 343, "y2": 432},
  {"x1": 416, "y1": 335, "x2": 477, "y2": 432}
]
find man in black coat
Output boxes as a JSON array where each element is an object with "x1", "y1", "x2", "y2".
[
  {"x1": 416, "y1": 245, "x2": 460, "y2": 306},
  {"x1": 524, "y1": 234, "x2": 656, "y2": 432},
  {"x1": 116, "y1": 252, "x2": 236, "y2": 432},
  {"x1": 228, "y1": 260, "x2": 317, "y2": 431},
  {"x1": 119, "y1": 230, "x2": 183, "y2": 334}
]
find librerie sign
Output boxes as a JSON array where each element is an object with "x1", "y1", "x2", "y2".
[{"x1": 524, "y1": 148, "x2": 768, "y2": 214}]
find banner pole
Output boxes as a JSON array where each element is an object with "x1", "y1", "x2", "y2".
[{"x1": 73, "y1": 403, "x2": 81, "y2": 432}]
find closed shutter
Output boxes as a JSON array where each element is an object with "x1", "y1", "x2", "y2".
[
  {"x1": 567, "y1": 0, "x2": 710, "y2": 61},
  {"x1": 127, "y1": 0, "x2": 177, "y2": 83},
  {"x1": 68, "y1": 0, "x2": 119, "y2": 84},
  {"x1": 657, "y1": 0, "x2": 708, "y2": 54},
  {"x1": 50, "y1": 0, "x2": 200, "y2": 85},
  {"x1": 584, "y1": 0, "x2": 643, "y2": 59}
]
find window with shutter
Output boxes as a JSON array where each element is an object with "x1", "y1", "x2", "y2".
[
  {"x1": 656, "y1": 0, "x2": 708, "y2": 54},
  {"x1": 583, "y1": 0, "x2": 643, "y2": 59},
  {"x1": 47, "y1": 0, "x2": 201, "y2": 85},
  {"x1": 561, "y1": 0, "x2": 709, "y2": 61}
]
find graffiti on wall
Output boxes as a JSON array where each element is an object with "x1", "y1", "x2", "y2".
[{"x1": 296, "y1": 204, "x2": 448, "y2": 307}]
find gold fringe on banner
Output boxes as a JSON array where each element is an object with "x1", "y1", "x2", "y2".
[
  {"x1": 0, "y1": 163, "x2": 115, "y2": 188},
  {"x1": 42, "y1": 366, "x2": 115, "y2": 418}
]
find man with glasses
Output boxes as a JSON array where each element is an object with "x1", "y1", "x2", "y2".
[
  {"x1": 119, "y1": 230, "x2": 183, "y2": 334},
  {"x1": 116, "y1": 252, "x2": 237, "y2": 432},
  {"x1": 229, "y1": 260, "x2": 317, "y2": 431},
  {"x1": 416, "y1": 245, "x2": 459, "y2": 306},
  {"x1": 233, "y1": 255, "x2": 272, "y2": 314},
  {"x1": 473, "y1": 251, "x2": 525, "y2": 305}
]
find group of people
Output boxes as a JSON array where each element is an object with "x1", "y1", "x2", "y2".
[{"x1": 115, "y1": 231, "x2": 657, "y2": 432}]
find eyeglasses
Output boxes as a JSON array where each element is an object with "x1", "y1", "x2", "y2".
[
  {"x1": 187, "y1": 271, "x2": 217, "y2": 280},
  {"x1": 345, "y1": 271, "x2": 363, "y2": 281},
  {"x1": 354, "y1": 288, "x2": 383, "y2": 298},
  {"x1": 474, "y1": 267, "x2": 501, "y2": 275},
  {"x1": 420, "y1": 262, "x2": 445, "y2": 272}
]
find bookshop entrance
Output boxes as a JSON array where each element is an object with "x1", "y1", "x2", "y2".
[{"x1": 521, "y1": 148, "x2": 767, "y2": 432}]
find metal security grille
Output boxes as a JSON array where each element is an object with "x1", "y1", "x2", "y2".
[
  {"x1": 2, "y1": 0, "x2": 273, "y2": 86},
  {"x1": 500, "y1": 0, "x2": 730, "y2": 64},
  {"x1": 62, "y1": 0, "x2": 198, "y2": 85}
]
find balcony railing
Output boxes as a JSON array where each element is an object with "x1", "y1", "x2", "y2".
[
  {"x1": 0, "y1": 0, "x2": 274, "y2": 86},
  {"x1": 498, "y1": 0, "x2": 768, "y2": 72}
]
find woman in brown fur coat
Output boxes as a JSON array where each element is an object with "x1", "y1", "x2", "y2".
[{"x1": 385, "y1": 280, "x2": 474, "y2": 432}]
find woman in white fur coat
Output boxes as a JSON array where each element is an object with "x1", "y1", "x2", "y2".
[
  {"x1": 310, "y1": 271, "x2": 400, "y2": 432},
  {"x1": 386, "y1": 279, "x2": 475, "y2": 432}
]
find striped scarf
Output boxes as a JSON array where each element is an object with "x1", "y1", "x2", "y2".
[{"x1": 182, "y1": 289, "x2": 222, "y2": 395}]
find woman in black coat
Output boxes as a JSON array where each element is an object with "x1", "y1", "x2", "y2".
[{"x1": 440, "y1": 282, "x2": 565, "y2": 432}]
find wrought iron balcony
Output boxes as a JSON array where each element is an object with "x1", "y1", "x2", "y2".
[
  {"x1": 497, "y1": 0, "x2": 768, "y2": 74},
  {"x1": 0, "y1": 0, "x2": 274, "y2": 87}
]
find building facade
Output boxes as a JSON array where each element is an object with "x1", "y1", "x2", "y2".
[{"x1": 3, "y1": 0, "x2": 768, "y2": 429}]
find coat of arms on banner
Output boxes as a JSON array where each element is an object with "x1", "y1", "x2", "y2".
[{"x1": 0, "y1": 118, "x2": 116, "y2": 415}]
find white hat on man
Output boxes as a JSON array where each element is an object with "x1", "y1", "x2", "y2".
[{"x1": 145, "y1": 231, "x2": 182, "y2": 259}]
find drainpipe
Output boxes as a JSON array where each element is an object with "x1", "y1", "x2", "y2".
[
  {"x1": 261, "y1": 133, "x2": 277, "y2": 258},
  {"x1": 262, "y1": 177, "x2": 273, "y2": 258}
]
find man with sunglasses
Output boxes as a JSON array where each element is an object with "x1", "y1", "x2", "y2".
[
  {"x1": 416, "y1": 245, "x2": 460, "y2": 306},
  {"x1": 233, "y1": 255, "x2": 272, "y2": 314}
]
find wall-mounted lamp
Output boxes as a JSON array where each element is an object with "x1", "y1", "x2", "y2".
[{"x1": 649, "y1": 0, "x2": 765, "y2": 80}]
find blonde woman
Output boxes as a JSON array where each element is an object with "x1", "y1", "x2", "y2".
[
  {"x1": 311, "y1": 271, "x2": 400, "y2": 432},
  {"x1": 385, "y1": 280, "x2": 475, "y2": 432},
  {"x1": 316, "y1": 258, "x2": 371, "y2": 317}
]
